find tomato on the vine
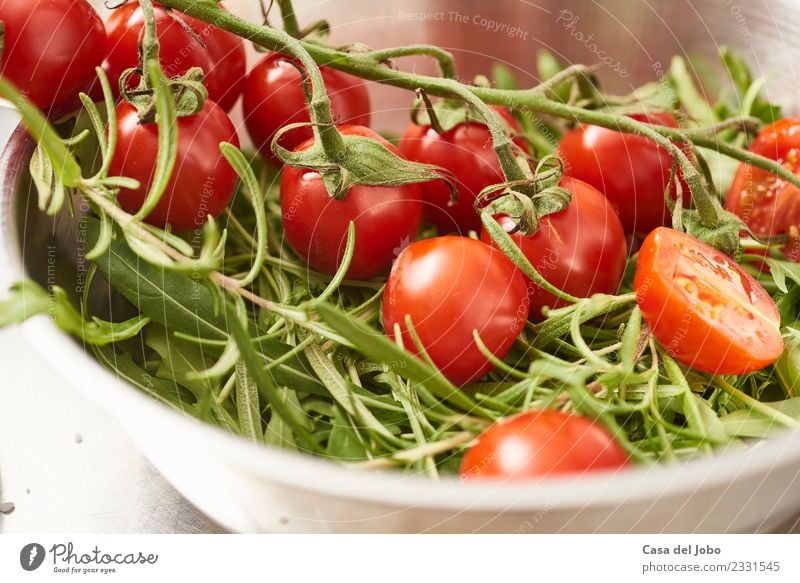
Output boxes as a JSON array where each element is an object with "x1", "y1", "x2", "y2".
[
  {"x1": 725, "y1": 118, "x2": 800, "y2": 261},
  {"x1": 280, "y1": 125, "x2": 421, "y2": 279},
  {"x1": 382, "y1": 236, "x2": 528, "y2": 386},
  {"x1": 108, "y1": 100, "x2": 240, "y2": 232},
  {"x1": 634, "y1": 227, "x2": 782, "y2": 375},
  {"x1": 243, "y1": 52, "x2": 371, "y2": 163},
  {"x1": 558, "y1": 112, "x2": 691, "y2": 235},
  {"x1": 103, "y1": 1, "x2": 246, "y2": 111},
  {"x1": 460, "y1": 410, "x2": 630, "y2": 479},
  {"x1": 399, "y1": 107, "x2": 526, "y2": 234},
  {"x1": 481, "y1": 177, "x2": 627, "y2": 319},
  {"x1": 0, "y1": 0, "x2": 106, "y2": 112}
]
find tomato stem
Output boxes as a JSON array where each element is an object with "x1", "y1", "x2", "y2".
[
  {"x1": 156, "y1": 0, "x2": 800, "y2": 202},
  {"x1": 138, "y1": 0, "x2": 160, "y2": 88},
  {"x1": 276, "y1": 0, "x2": 302, "y2": 38}
]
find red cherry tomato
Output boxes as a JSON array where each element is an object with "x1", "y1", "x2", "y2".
[
  {"x1": 481, "y1": 177, "x2": 627, "y2": 319},
  {"x1": 460, "y1": 410, "x2": 630, "y2": 479},
  {"x1": 243, "y1": 53, "x2": 371, "y2": 163},
  {"x1": 103, "y1": 1, "x2": 245, "y2": 111},
  {"x1": 382, "y1": 236, "x2": 528, "y2": 386},
  {"x1": 0, "y1": 0, "x2": 106, "y2": 111},
  {"x1": 558, "y1": 112, "x2": 691, "y2": 235},
  {"x1": 280, "y1": 126, "x2": 421, "y2": 279},
  {"x1": 399, "y1": 107, "x2": 526, "y2": 234},
  {"x1": 725, "y1": 118, "x2": 800, "y2": 261},
  {"x1": 634, "y1": 227, "x2": 782, "y2": 375},
  {"x1": 108, "y1": 100, "x2": 240, "y2": 232}
]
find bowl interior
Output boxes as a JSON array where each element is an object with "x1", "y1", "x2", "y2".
[{"x1": 6, "y1": 0, "x2": 800, "y2": 518}]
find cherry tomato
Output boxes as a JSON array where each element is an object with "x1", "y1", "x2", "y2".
[
  {"x1": 399, "y1": 107, "x2": 525, "y2": 234},
  {"x1": 725, "y1": 118, "x2": 800, "y2": 261},
  {"x1": 481, "y1": 177, "x2": 627, "y2": 319},
  {"x1": 558, "y1": 112, "x2": 691, "y2": 235},
  {"x1": 382, "y1": 236, "x2": 528, "y2": 386},
  {"x1": 0, "y1": 0, "x2": 106, "y2": 111},
  {"x1": 460, "y1": 410, "x2": 630, "y2": 479},
  {"x1": 108, "y1": 100, "x2": 240, "y2": 232},
  {"x1": 103, "y1": 1, "x2": 245, "y2": 111},
  {"x1": 280, "y1": 125, "x2": 421, "y2": 279},
  {"x1": 634, "y1": 227, "x2": 782, "y2": 375},
  {"x1": 243, "y1": 52, "x2": 371, "y2": 163}
]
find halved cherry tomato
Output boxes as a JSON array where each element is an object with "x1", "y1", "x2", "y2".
[
  {"x1": 634, "y1": 227, "x2": 782, "y2": 374},
  {"x1": 382, "y1": 236, "x2": 528, "y2": 386},
  {"x1": 103, "y1": 1, "x2": 246, "y2": 111},
  {"x1": 460, "y1": 410, "x2": 630, "y2": 479},
  {"x1": 725, "y1": 118, "x2": 800, "y2": 261},
  {"x1": 399, "y1": 107, "x2": 525, "y2": 234},
  {"x1": 558, "y1": 112, "x2": 691, "y2": 235},
  {"x1": 243, "y1": 53, "x2": 371, "y2": 163},
  {"x1": 108, "y1": 100, "x2": 240, "y2": 232},
  {"x1": 481, "y1": 177, "x2": 627, "y2": 319},
  {"x1": 0, "y1": 0, "x2": 106, "y2": 112},
  {"x1": 280, "y1": 125, "x2": 421, "y2": 279}
]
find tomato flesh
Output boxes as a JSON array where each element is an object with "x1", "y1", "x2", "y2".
[
  {"x1": 109, "y1": 100, "x2": 240, "y2": 232},
  {"x1": 0, "y1": 0, "x2": 106, "y2": 112},
  {"x1": 481, "y1": 177, "x2": 627, "y2": 319},
  {"x1": 725, "y1": 118, "x2": 800, "y2": 261},
  {"x1": 382, "y1": 236, "x2": 528, "y2": 386},
  {"x1": 460, "y1": 410, "x2": 630, "y2": 479},
  {"x1": 634, "y1": 228, "x2": 782, "y2": 374}
]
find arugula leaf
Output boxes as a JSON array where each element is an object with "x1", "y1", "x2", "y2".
[
  {"x1": 92, "y1": 344, "x2": 195, "y2": 411},
  {"x1": 86, "y1": 217, "x2": 326, "y2": 395},
  {"x1": 234, "y1": 361, "x2": 263, "y2": 443},
  {"x1": 314, "y1": 301, "x2": 479, "y2": 413},
  {"x1": 719, "y1": 47, "x2": 781, "y2": 124},
  {"x1": 720, "y1": 398, "x2": 800, "y2": 438},
  {"x1": 0, "y1": 279, "x2": 148, "y2": 345}
]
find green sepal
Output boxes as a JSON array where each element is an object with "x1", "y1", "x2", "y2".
[
  {"x1": 272, "y1": 123, "x2": 457, "y2": 200},
  {"x1": 122, "y1": 65, "x2": 209, "y2": 122},
  {"x1": 476, "y1": 155, "x2": 572, "y2": 236},
  {"x1": 677, "y1": 206, "x2": 744, "y2": 257}
]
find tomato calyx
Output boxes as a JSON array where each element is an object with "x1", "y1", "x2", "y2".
[
  {"x1": 476, "y1": 155, "x2": 573, "y2": 236},
  {"x1": 117, "y1": 0, "x2": 211, "y2": 123},
  {"x1": 272, "y1": 121, "x2": 458, "y2": 200},
  {"x1": 121, "y1": 66, "x2": 209, "y2": 123}
]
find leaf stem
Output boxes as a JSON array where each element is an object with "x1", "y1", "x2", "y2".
[{"x1": 155, "y1": 0, "x2": 800, "y2": 196}]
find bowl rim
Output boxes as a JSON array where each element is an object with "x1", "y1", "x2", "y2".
[{"x1": 3, "y1": 121, "x2": 800, "y2": 514}]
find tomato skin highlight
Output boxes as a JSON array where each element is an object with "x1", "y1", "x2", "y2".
[
  {"x1": 103, "y1": 1, "x2": 246, "y2": 111},
  {"x1": 634, "y1": 227, "x2": 783, "y2": 375},
  {"x1": 398, "y1": 107, "x2": 524, "y2": 234},
  {"x1": 243, "y1": 53, "x2": 371, "y2": 163},
  {"x1": 108, "y1": 100, "x2": 240, "y2": 233},
  {"x1": 460, "y1": 410, "x2": 630, "y2": 479},
  {"x1": 279, "y1": 126, "x2": 422, "y2": 279},
  {"x1": 0, "y1": 0, "x2": 106, "y2": 112},
  {"x1": 725, "y1": 118, "x2": 800, "y2": 261},
  {"x1": 481, "y1": 177, "x2": 627, "y2": 319},
  {"x1": 558, "y1": 112, "x2": 691, "y2": 235},
  {"x1": 382, "y1": 236, "x2": 528, "y2": 386}
]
